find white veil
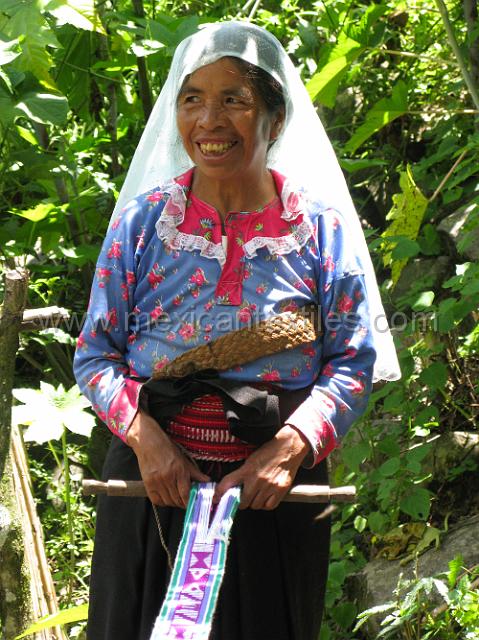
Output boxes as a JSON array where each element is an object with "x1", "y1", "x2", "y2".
[{"x1": 114, "y1": 20, "x2": 401, "y2": 382}]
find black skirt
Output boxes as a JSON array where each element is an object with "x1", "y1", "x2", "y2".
[{"x1": 87, "y1": 437, "x2": 331, "y2": 640}]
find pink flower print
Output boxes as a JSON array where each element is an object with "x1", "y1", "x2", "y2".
[
  {"x1": 281, "y1": 300, "x2": 299, "y2": 313},
  {"x1": 303, "y1": 277, "x2": 316, "y2": 292},
  {"x1": 111, "y1": 216, "x2": 121, "y2": 230},
  {"x1": 87, "y1": 372, "x2": 103, "y2": 388},
  {"x1": 126, "y1": 270, "x2": 136, "y2": 285},
  {"x1": 89, "y1": 330, "x2": 97, "y2": 339},
  {"x1": 204, "y1": 335, "x2": 211, "y2": 342},
  {"x1": 344, "y1": 347, "x2": 357, "y2": 358},
  {"x1": 189, "y1": 268, "x2": 208, "y2": 287},
  {"x1": 133, "y1": 306, "x2": 141, "y2": 315},
  {"x1": 332, "y1": 216, "x2": 340, "y2": 230},
  {"x1": 153, "y1": 355, "x2": 170, "y2": 372},
  {"x1": 120, "y1": 283, "x2": 128, "y2": 301},
  {"x1": 238, "y1": 307, "x2": 252, "y2": 324},
  {"x1": 204, "y1": 323, "x2": 213, "y2": 333},
  {"x1": 179, "y1": 322, "x2": 197, "y2": 342},
  {"x1": 256, "y1": 284, "x2": 267, "y2": 295},
  {"x1": 105, "y1": 352, "x2": 122, "y2": 361},
  {"x1": 323, "y1": 255, "x2": 335, "y2": 272},
  {"x1": 293, "y1": 280, "x2": 302, "y2": 290},
  {"x1": 107, "y1": 240, "x2": 122, "y2": 259},
  {"x1": 147, "y1": 191, "x2": 163, "y2": 203},
  {"x1": 286, "y1": 191, "x2": 302, "y2": 216},
  {"x1": 354, "y1": 290, "x2": 363, "y2": 301},
  {"x1": 291, "y1": 367, "x2": 300, "y2": 378},
  {"x1": 97, "y1": 267, "x2": 112, "y2": 281},
  {"x1": 173, "y1": 294, "x2": 183, "y2": 306},
  {"x1": 106, "y1": 308, "x2": 118, "y2": 327},
  {"x1": 127, "y1": 333, "x2": 137, "y2": 344},
  {"x1": 137, "y1": 343, "x2": 146, "y2": 352},
  {"x1": 136, "y1": 228, "x2": 145, "y2": 250},
  {"x1": 337, "y1": 293, "x2": 353, "y2": 314},
  {"x1": 302, "y1": 345, "x2": 316, "y2": 358},
  {"x1": 191, "y1": 287, "x2": 200, "y2": 299},
  {"x1": 242, "y1": 264, "x2": 252, "y2": 281},
  {"x1": 76, "y1": 333, "x2": 86, "y2": 349},
  {"x1": 150, "y1": 304, "x2": 164, "y2": 321},
  {"x1": 147, "y1": 263, "x2": 165, "y2": 290},
  {"x1": 305, "y1": 360, "x2": 312, "y2": 370},
  {"x1": 344, "y1": 338, "x2": 350, "y2": 345},
  {"x1": 330, "y1": 331, "x2": 336, "y2": 339},
  {"x1": 348, "y1": 378, "x2": 365, "y2": 395},
  {"x1": 250, "y1": 303, "x2": 257, "y2": 311},
  {"x1": 260, "y1": 367, "x2": 281, "y2": 382},
  {"x1": 167, "y1": 331, "x2": 176, "y2": 341},
  {"x1": 204, "y1": 300, "x2": 214, "y2": 311},
  {"x1": 322, "y1": 362, "x2": 334, "y2": 378}
]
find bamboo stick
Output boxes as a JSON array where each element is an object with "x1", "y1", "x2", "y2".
[
  {"x1": 11, "y1": 425, "x2": 68, "y2": 640},
  {"x1": 82, "y1": 479, "x2": 357, "y2": 503}
]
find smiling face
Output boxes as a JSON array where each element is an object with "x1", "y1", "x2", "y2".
[{"x1": 176, "y1": 57, "x2": 283, "y2": 184}]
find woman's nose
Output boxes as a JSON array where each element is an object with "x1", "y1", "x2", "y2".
[{"x1": 198, "y1": 102, "x2": 224, "y2": 128}]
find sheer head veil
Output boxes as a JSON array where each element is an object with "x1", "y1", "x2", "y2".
[{"x1": 114, "y1": 20, "x2": 400, "y2": 382}]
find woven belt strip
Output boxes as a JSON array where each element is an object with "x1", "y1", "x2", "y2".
[{"x1": 153, "y1": 307, "x2": 320, "y2": 380}]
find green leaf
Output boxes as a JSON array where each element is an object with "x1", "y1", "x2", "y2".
[
  {"x1": 419, "y1": 362, "x2": 448, "y2": 389},
  {"x1": 0, "y1": 84, "x2": 14, "y2": 123},
  {"x1": 15, "y1": 92, "x2": 68, "y2": 125},
  {"x1": 379, "y1": 457, "x2": 401, "y2": 478},
  {"x1": 306, "y1": 36, "x2": 363, "y2": 107},
  {"x1": 15, "y1": 603, "x2": 88, "y2": 639},
  {"x1": 368, "y1": 511, "x2": 387, "y2": 535},
  {"x1": 12, "y1": 383, "x2": 94, "y2": 443},
  {"x1": 400, "y1": 487, "x2": 431, "y2": 520},
  {"x1": 339, "y1": 157, "x2": 387, "y2": 173},
  {"x1": 11, "y1": 202, "x2": 56, "y2": 221},
  {"x1": 411, "y1": 291, "x2": 435, "y2": 311},
  {"x1": 354, "y1": 515, "x2": 367, "y2": 533},
  {"x1": 45, "y1": 0, "x2": 106, "y2": 34},
  {"x1": 4, "y1": 5, "x2": 59, "y2": 89},
  {"x1": 331, "y1": 601, "x2": 357, "y2": 629},
  {"x1": 341, "y1": 440, "x2": 370, "y2": 472},
  {"x1": 391, "y1": 237, "x2": 420, "y2": 260},
  {"x1": 16, "y1": 124, "x2": 38, "y2": 145},
  {"x1": 382, "y1": 165, "x2": 428, "y2": 284},
  {"x1": 0, "y1": 34, "x2": 21, "y2": 65},
  {"x1": 345, "y1": 81, "x2": 408, "y2": 153}
]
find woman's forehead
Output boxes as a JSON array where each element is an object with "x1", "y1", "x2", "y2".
[{"x1": 179, "y1": 58, "x2": 256, "y2": 94}]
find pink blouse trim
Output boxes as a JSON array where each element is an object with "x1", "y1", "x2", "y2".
[{"x1": 107, "y1": 378, "x2": 143, "y2": 441}]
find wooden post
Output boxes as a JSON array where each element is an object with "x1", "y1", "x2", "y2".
[{"x1": 0, "y1": 269, "x2": 67, "y2": 640}]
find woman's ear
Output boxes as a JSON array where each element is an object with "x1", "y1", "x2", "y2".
[{"x1": 270, "y1": 107, "x2": 285, "y2": 142}]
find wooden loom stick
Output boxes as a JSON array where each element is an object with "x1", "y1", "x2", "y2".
[{"x1": 82, "y1": 479, "x2": 356, "y2": 503}]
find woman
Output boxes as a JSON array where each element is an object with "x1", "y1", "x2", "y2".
[{"x1": 74, "y1": 20, "x2": 400, "y2": 640}]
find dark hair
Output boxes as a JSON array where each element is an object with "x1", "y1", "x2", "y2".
[{"x1": 230, "y1": 58, "x2": 285, "y2": 117}]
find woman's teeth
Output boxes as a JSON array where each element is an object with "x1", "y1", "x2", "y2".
[{"x1": 199, "y1": 142, "x2": 235, "y2": 154}]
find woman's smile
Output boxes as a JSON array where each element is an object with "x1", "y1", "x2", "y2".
[{"x1": 177, "y1": 58, "x2": 277, "y2": 184}]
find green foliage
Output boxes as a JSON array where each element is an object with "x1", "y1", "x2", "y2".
[
  {"x1": 1, "y1": 1, "x2": 478, "y2": 638},
  {"x1": 15, "y1": 604, "x2": 88, "y2": 639},
  {"x1": 355, "y1": 555, "x2": 479, "y2": 639}
]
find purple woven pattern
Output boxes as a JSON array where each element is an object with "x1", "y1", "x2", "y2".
[{"x1": 150, "y1": 483, "x2": 241, "y2": 640}]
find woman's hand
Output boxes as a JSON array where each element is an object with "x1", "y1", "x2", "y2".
[
  {"x1": 213, "y1": 425, "x2": 310, "y2": 510},
  {"x1": 126, "y1": 410, "x2": 210, "y2": 508}
]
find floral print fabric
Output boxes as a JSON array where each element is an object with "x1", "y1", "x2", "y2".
[{"x1": 73, "y1": 169, "x2": 376, "y2": 466}]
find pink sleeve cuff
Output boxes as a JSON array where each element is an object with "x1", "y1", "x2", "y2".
[
  {"x1": 285, "y1": 399, "x2": 337, "y2": 468},
  {"x1": 107, "y1": 379, "x2": 143, "y2": 441}
]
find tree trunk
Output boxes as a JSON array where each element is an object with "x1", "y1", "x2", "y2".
[
  {"x1": 0, "y1": 269, "x2": 31, "y2": 637},
  {"x1": 0, "y1": 270, "x2": 67, "y2": 639}
]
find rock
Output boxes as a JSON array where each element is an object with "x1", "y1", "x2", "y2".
[
  {"x1": 349, "y1": 514, "x2": 479, "y2": 637},
  {"x1": 428, "y1": 431, "x2": 479, "y2": 481},
  {"x1": 438, "y1": 204, "x2": 479, "y2": 261}
]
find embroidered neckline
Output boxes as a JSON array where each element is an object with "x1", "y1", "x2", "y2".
[{"x1": 154, "y1": 168, "x2": 313, "y2": 266}]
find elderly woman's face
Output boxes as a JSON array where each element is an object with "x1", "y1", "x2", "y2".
[{"x1": 177, "y1": 57, "x2": 282, "y2": 182}]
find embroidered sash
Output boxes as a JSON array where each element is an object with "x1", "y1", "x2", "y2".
[{"x1": 149, "y1": 482, "x2": 241, "y2": 640}]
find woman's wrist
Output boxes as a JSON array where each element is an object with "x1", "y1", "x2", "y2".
[
  {"x1": 126, "y1": 410, "x2": 165, "y2": 450},
  {"x1": 277, "y1": 423, "x2": 311, "y2": 464}
]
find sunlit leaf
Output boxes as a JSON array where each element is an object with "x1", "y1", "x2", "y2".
[
  {"x1": 307, "y1": 36, "x2": 363, "y2": 107},
  {"x1": 15, "y1": 92, "x2": 68, "y2": 125},
  {"x1": 10, "y1": 202, "x2": 56, "y2": 221},
  {"x1": 382, "y1": 165, "x2": 428, "y2": 284},
  {"x1": 0, "y1": 35, "x2": 21, "y2": 65},
  {"x1": 45, "y1": 0, "x2": 106, "y2": 34},
  {"x1": 15, "y1": 603, "x2": 88, "y2": 639},
  {"x1": 345, "y1": 81, "x2": 408, "y2": 153}
]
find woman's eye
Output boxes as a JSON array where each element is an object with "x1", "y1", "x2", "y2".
[
  {"x1": 225, "y1": 96, "x2": 241, "y2": 104},
  {"x1": 184, "y1": 95, "x2": 200, "y2": 103}
]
